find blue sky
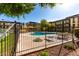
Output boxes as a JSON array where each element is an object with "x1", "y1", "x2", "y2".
[{"x1": 0, "y1": 3, "x2": 79, "y2": 23}]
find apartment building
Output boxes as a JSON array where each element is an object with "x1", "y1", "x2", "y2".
[
  {"x1": 26, "y1": 22, "x2": 40, "y2": 31},
  {"x1": 49, "y1": 14, "x2": 79, "y2": 32},
  {"x1": 0, "y1": 20, "x2": 21, "y2": 29}
]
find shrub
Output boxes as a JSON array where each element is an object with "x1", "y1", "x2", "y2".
[
  {"x1": 75, "y1": 29, "x2": 79, "y2": 39},
  {"x1": 64, "y1": 44, "x2": 75, "y2": 50},
  {"x1": 39, "y1": 50, "x2": 49, "y2": 56},
  {"x1": 33, "y1": 38, "x2": 43, "y2": 42},
  {"x1": 0, "y1": 29, "x2": 5, "y2": 33}
]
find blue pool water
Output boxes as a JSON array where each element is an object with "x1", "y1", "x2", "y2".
[{"x1": 31, "y1": 32, "x2": 56, "y2": 36}]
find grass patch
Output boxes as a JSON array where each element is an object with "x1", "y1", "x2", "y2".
[
  {"x1": 39, "y1": 50, "x2": 49, "y2": 56},
  {"x1": 0, "y1": 29, "x2": 6, "y2": 33},
  {"x1": 64, "y1": 43, "x2": 75, "y2": 50}
]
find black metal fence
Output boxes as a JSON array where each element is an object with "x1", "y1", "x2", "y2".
[
  {"x1": 0, "y1": 21, "x2": 21, "y2": 56},
  {"x1": 0, "y1": 21, "x2": 79, "y2": 56},
  {"x1": 15, "y1": 21, "x2": 78, "y2": 56}
]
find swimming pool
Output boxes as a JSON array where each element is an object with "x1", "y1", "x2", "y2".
[{"x1": 31, "y1": 32, "x2": 56, "y2": 36}]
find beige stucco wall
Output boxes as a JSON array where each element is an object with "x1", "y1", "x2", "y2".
[
  {"x1": 70, "y1": 17, "x2": 78, "y2": 27},
  {"x1": 70, "y1": 17, "x2": 73, "y2": 27},
  {"x1": 74, "y1": 17, "x2": 78, "y2": 27}
]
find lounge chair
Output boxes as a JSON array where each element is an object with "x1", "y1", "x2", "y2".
[
  {"x1": 45, "y1": 39, "x2": 54, "y2": 42},
  {"x1": 57, "y1": 35, "x2": 68, "y2": 41},
  {"x1": 45, "y1": 36, "x2": 54, "y2": 42}
]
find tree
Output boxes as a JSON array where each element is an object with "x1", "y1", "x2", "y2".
[
  {"x1": 40, "y1": 20, "x2": 48, "y2": 31},
  {"x1": 75, "y1": 28, "x2": 79, "y2": 39},
  {"x1": 40, "y1": 20, "x2": 55, "y2": 31},
  {"x1": 0, "y1": 3, "x2": 36, "y2": 17},
  {"x1": 48, "y1": 23, "x2": 55, "y2": 32},
  {"x1": 74, "y1": 28, "x2": 79, "y2": 55},
  {"x1": 0, "y1": 3, "x2": 56, "y2": 17},
  {"x1": 39, "y1": 3, "x2": 56, "y2": 8}
]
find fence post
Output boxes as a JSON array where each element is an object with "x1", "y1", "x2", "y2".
[
  {"x1": 58, "y1": 20, "x2": 64, "y2": 56},
  {"x1": 14, "y1": 21, "x2": 17, "y2": 56}
]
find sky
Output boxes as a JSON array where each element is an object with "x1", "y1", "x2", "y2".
[{"x1": 0, "y1": 3, "x2": 79, "y2": 23}]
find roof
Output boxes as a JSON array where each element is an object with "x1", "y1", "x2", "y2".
[
  {"x1": 26, "y1": 21, "x2": 39, "y2": 25},
  {"x1": 0, "y1": 20, "x2": 22, "y2": 24},
  {"x1": 49, "y1": 14, "x2": 79, "y2": 23},
  {"x1": 67, "y1": 14, "x2": 79, "y2": 18}
]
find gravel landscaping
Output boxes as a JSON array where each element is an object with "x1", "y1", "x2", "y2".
[{"x1": 24, "y1": 42, "x2": 79, "y2": 56}]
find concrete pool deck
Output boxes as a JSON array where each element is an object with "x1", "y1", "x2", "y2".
[{"x1": 16, "y1": 32, "x2": 78, "y2": 56}]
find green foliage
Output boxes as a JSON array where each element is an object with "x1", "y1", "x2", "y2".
[
  {"x1": 40, "y1": 20, "x2": 48, "y2": 27},
  {"x1": 64, "y1": 44, "x2": 75, "y2": 50},
  {"x1": 0, "y1": 3, "x2": 36, "y2": 17},
  {"x1": 75, "y1": 29, "x2": 79, "y2": 39},
  {"x1": 39, "y1": 50, "x2": 49, "y2": 56},
  {"x1": 0, "y1": 3, "x2": 56, "y2": 17},
  {"x1": 40, "y1": 20, "x2": 49, "y2": 31},
  {"x1": 40, "y1": 19, "x2": 55, "y2": 31},
  {"x1": 0, "y1": 29, "x2": 5, "y2": 32},
  {"x1": 39, "y1": 3, "x2": 56, "y2": 8},
  {"x1": 33, "y1": 38, "x2": 43, "y2": 42},
  {"x1": 0, "y1": 33, "x2": 14, "y2": 55},
  {"x1": 48, "y1": 23, "x2": 55, "y2": 31}
]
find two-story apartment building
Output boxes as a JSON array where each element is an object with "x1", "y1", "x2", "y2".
[
  {"x1": 0, "y1": 21, "x2": 14, "y2": 29},
  {"x1": 26, "y1": 22, "x2": 40, "y2": 32},
  {"x1": 49, "y1": 14, "x2": 79, "y2": 32},
  {"x1": 0, "y1": 20, "x2": 21, "y2": 29}
]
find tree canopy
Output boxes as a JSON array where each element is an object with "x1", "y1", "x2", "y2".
[
  {"x1": 75, "y1": 29, "x2": 79, "y2": 39},
  {"x1": 0, "y1": 3, "x2": 36, "y2": 17},
  {"x1": 0, "y1": 3, "x2": 56, "y2": 17},
  {"x1": 40, "y1": 20, "x2": 48, "y2": 31},
  {"x1": 40, "y1": 19, "x2": 55, "y2": 31}
]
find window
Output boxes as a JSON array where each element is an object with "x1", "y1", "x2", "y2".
[
  {"x1": 73, "y1": 24, "x2": 75, "y2": 28},
  {"x1": 66, "y1": 20, "x2": 69, "y2": 23}
]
